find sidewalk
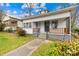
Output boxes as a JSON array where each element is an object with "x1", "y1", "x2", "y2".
[{"x1": 3, "y1": 39, "x2": 44, "y2": 56}]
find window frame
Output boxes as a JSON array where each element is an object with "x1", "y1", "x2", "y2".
[
  {"x1": 51, "y1": 20, "x2": 58, "y2": 29},
  {"x1": 23, "y1": 23, "x2": 32, "y2": 28}
]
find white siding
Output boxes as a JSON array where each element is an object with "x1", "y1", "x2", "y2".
[
  {"x1": 17, "y1": 21, "x2": 23, "y2": 28},
  {"x1": 23, "y1": 28, "x2": 33, "y2": 34},
  {"x1": 23, "y1": 23, "x2": 33, "y2": 34},
  {"x1": 40, "y1": 21, "x2": 45, "y2": 33}
]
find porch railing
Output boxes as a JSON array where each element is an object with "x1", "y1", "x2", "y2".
[
  {"x1": 33, "y1": 28, "x2": 70, "y2": 34},
  {"x1": 33, "y1": 28, "x2": 40, "y2": 33},
  {"x1": 49, "y1": 28, "x2": 70, "y2": 34},
  {"x1": 33, "y1": 28, "x2": 40, "y2": 37}
]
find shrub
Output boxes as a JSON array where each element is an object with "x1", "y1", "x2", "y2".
[
  {"x1": 0, "y1": 23, "x2": 5, "y2": 31},
  {"x1": 6, "y1": 28, "x2": 13, "y2": 32},
  {"x1": 73, "y1": 28, "x2": 79, "y2": 33},
  {"x1": 16, "y1": 27, "x2": 26, "y2": 36},
  {"x1": 33, "y1": 38, "x2": 79, "y2": 56}
]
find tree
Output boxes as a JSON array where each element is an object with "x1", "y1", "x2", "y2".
[
  {"x1": 61, "y1": 3, "x2": 78, "y2": 32},
  {"x1": 0, "y1": 9, "x2": 5, "y2": 31},
  {"x1": 22, "y1": 3, "x2": 47, "y2": 17},
  {"x1": 71, "y1": 5, "x2": 78, "y2": 33},
  {"x1": 0, "y1": 23, "x2": 5, "y2": 31}
]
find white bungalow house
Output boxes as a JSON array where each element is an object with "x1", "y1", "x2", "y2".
[
  {"x1": 17, "y1": 6, "x2": 77, "y2": 40},
  {"x1": 2, "y1": 6, "x2": 77, "y2": 40}
]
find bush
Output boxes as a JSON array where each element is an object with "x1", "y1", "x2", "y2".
[
  {"x1": 32, "y1": 38, "x2": 79, "y2": 56},
  {"x1": 0, "y1": 23, "x2": 5, "y2": 31},
  {"x1": 16, "y1": 27, "x2": 26, "y2": 36},
  {"x1": 6, "y1": 28, "x2": 13, "y2": 32},
  {"x1": 73, "y1": 28, "x2": 79, "y2": 33}
]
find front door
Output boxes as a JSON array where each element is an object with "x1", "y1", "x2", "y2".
[{"x1": 44, "y1": 21, "x2": 49, "y2": 32}]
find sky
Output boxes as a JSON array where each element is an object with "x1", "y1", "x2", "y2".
[{"x1": 0, "y1": 3, "x2": 78, "y2": 18}]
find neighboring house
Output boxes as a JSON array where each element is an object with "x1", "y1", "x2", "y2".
[
  {"x1": 2, "y1": 15, "x2": 20, "y2": 30},
  {"x1": 18, "y1": 6, "x2": 77, "y2": 40}
]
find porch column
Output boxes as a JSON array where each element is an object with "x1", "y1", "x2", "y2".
[
  {"x1": 70, "y1": 14, "x2": 72, "y2": 40},
  {"x1": 32, "y1": 22, "x2": 35, "y2": 28},
  {"x1": 49, "y1": 21, "x2": 52, "y2": 29}
]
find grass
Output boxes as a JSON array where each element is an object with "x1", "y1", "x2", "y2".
[
  {"x1": 32, "y1": 38, "x2": 79, "y2": 56},
  {"x1": 32, "y1": 40, "x2": 62, "y2": 56},
  {"x1": 0, "y1": 32, "x2": 35, "y2": 55}
]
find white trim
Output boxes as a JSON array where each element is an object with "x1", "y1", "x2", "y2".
[{"x1": 70, "y1": 12, "x2": 72, "y2": 40}]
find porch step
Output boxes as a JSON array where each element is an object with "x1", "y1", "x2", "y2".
[
  {"x1": 34, "y1": 33, "x2": 71, "y2": 40},
  {"x1": 38, "y1": 34, "x2": 47, "y2": 39}
]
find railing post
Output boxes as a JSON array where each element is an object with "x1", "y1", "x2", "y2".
[
  {"x1": 36, "y1": 28, "x2": 39, "y2": 38},
  {"x1": 46, "y1": 32, "x2": 48, "y2": 40}
]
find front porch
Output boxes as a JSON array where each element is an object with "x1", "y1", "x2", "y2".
[
  {"x1": 33, "y1": 17, "x2": 70, "y2": 34},
  {"x1": 32, "y1": 17, "x2": 71, "y2": 40}
]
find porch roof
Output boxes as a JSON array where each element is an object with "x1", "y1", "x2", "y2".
[{"x1": 22, "y1": 6, "x2": 77, "y2": 21}]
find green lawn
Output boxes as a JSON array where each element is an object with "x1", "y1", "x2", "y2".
[
  {"x1": 32, "y1": 38, "x2": 79, "y2": 56},
  {"x1": 32, "y1": 40, "x2": 62, "y2": 56},
  {"x1": 0, "y1": 32, "x2": 35, "y2": 55}
]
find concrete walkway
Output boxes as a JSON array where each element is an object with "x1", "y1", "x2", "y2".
[{"x1": 3, "y1": 39, "x2": 44, "y2": 56}]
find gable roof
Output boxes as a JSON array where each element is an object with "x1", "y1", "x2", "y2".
[
  {"x1": 7, "y1": 15, "x2": 21, "y2": 20},
  {"x1": 22, "y1": 6, "x2": 77, "y2": 21},
  {"x1": 3, "y1": 6, "x2": 77, "y2": 22}
]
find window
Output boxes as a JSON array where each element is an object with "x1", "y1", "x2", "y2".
[
  {"x1": 23, "y1": 23, "x2": 32, "y2": 28},
  {"x1": 26, "y1": 23, "x2": 28, "y2": 28},
  {"x1": 35, "y1": 22, "x2": 38, "y2": 28},
  {"x1": 35, "y1": 22, "x2": 40, "y2": 28},
  {"x1": 29, "y1": 23, "x2": 32, "y2": 28},
  {"x1": 23, "y1": 23, "x2": 26, "y2": 28},
  {"x1": 51, "y1": 20, "x2": 58, "y2": 29}
]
